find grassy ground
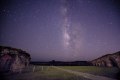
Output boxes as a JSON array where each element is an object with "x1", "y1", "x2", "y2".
[
  {"x1": 59, "y1": 66, "x2": 119, "y2": 79},
  {"x1": 2, "y1": 66, "x2": 119, "y2": 80},
  {"x1": 3, "y1": 66, "x2": 91, "y2": 80}
]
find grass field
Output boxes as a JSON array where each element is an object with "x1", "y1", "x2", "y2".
[
  {"x1": 3, "y1": 65, "x2": 119, "y2": 80},
  {"x1": 4, "y1": 66, "x2": 90, "y2": 80},
  {"x1": 59, "y1": 66, "x2": 119, "y2": 79}
]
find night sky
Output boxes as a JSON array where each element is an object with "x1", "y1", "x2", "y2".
[{"x1": 0, "y1": 0, "x2": 120, "y2": 61}]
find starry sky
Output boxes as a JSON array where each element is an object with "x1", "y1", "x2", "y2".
[{"x1": 0, "y1": 0, "x2": 120, "y2": 61}]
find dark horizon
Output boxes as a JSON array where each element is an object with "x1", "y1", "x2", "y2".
[{"x1": 0, "y1": 0, "x2": 120, "y2": 61}]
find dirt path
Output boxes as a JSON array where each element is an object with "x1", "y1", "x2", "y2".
[{"x1": 53, "y1": 66, "x2": 117, "y2": 80}]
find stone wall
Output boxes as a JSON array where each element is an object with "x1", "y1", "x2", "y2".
[
  {"x1": 91, "y1": 51, "x2": 120, "y2": 68},
  {"x1": 0, "y1": 46, "x2": 31, "y2": 72}
]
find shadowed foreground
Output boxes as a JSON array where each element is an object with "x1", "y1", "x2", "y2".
[
  {"x1": 1, "y1": 66, "x2": 119, "y2": 80},
  {"x1": 2, "y1": 66, "x2": 90, "y2": 80},
  {"x1": 53, "y1": 66, "x2": 116, "y2": 80}
]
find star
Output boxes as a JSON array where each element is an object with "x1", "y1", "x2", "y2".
[{"x1": 108, "y1": 22, "x2": 113, "y2": 25}]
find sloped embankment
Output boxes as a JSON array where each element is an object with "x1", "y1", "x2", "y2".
[
  {"x1": 91, "y1": 51, "x2": 120, "y2": 68},
  {"x1": 0, "y1": 46, "x2": 31, "y2": 72}
]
